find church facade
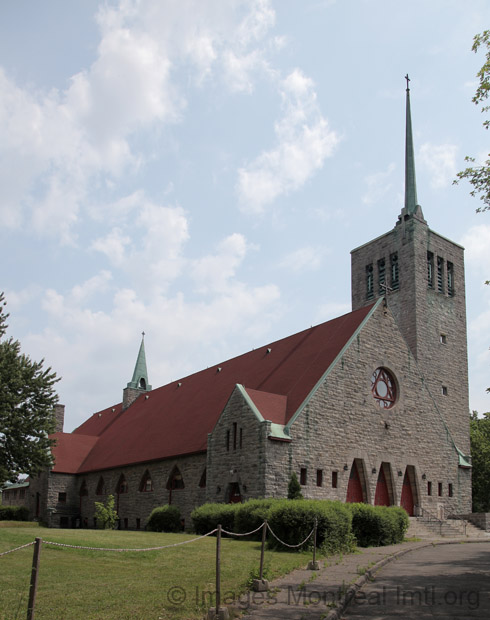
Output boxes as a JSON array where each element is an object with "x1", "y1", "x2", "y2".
[{"x1": 28, "y1": 85, "x2": 472, "y2": 529}]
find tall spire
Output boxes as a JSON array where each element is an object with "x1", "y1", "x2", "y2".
[
  {"x1": 127, "y1": 332, "x2": 152, "y2": 391},
  {"x1": 404, "y1": 74, "x2": 418, "y2": 215}
]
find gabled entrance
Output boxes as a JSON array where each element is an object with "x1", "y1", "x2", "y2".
[
  {"x1": 346, "y1": 459, "x2": 368, "y2": 503},
  {"x1": 374, "y1": 462, "x2": 394, "y2": 506},
  {"x1": 400, "y1": 465, "x2": 419, "y2": 516}
]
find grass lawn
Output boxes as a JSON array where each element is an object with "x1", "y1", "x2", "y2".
[{"x1": 0, "y1": 524, "x2": 316, "y2": 619}]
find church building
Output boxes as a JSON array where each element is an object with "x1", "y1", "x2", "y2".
[{"x1": 28, "y1": 82, "x2": 472, "y2": 529}]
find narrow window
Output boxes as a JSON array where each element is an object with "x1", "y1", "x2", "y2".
[
  {"x1": 366, "y1": 264, "x2": 374, "y2": 299},
  {"x1": 441, "y1": 386, "x2": 448, "y2": 396},
  {"x1": 199, "y1": 468, "x2": 207, "y2": 488},
  {"x1": 136, "y1": 518, "x2": 141, "y2": 529},
  {"x1": 390, "y1": 253, "x2": 399, "y2": 290},
  {"x1": 427, "y1": 252, "x2": 434, "y2": 288},
  {"x1": 440, "y1": 334, "x2": 447, "y2": 345},
  {"x1": 226, "y1": 430, "x2": 230, "y2": 452},
  {"x1": 58, "y1": 492, "x2": 67, "y2": 503},
  {"x1": 437, "y1": 256, "x2": 444, "y2": 293},
  {"x1": 332, "y1": 471, "x2": 338, "y2": 488},
  {"x1": 300, "y1": 468, "x2": 307, "y2": 486},
  {"x1": 124, "y1": 517, "x2": 129, "y2": 529},
  {"x1": 116, "y1": 475, "x2": 128, "y2": 494},
  {"x1": 438, "y1": 482, "x2": 443, "y2": 497},
  {"x1": 96, "y1": 476, "x2": 105, "y2": 495},
  {"x1": 233, "y1": 422, "x2": 237, "y2": 451},
  {"x1": 79, "y1": 480, "x2": 88, "y2": 497},
  {"x1": 139, "y1": 470, "x2": 153, "y2": 492},
  {"x1": 316, "y1": 469, "x2": 323, "y2": 487},
  {"x1": 239, "y1": 427, "x2": 243, "y2": 449},
  {"x1": 448, "y1": 483, "x2": 453, "y2": 498},
  {"x1": 378, "y1": 258, "x2": 386, "y2": 293},
  {"x1": 93, "y1": 517, "x2": 97, "y2": 528},
  {"x1": 427, "y1": 481, "x2": 432, "y2": 496},
  {"x1": 447, "y1": 261, "x2": 454, "y2": 296}
]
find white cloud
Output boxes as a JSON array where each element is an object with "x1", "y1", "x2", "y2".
[
  {"x1": 315, "y1": 301, "x2": 351, "y2": 323},
  {"x1": 362, "y1": 163, "x2": 395, "y2": 205},
  {"x1": 279, "y1": 246, "x2": 325, "y2": 273},
  {"x1": 460, "y1": 224, "x2": 490, "y2": 265},
  {"x1": 419, "y1": 142, "x2": 458, "y2": 189},
  {"x1": 237, "y1": 69, "x2": 339, "y2": 212},
  {"x1": 191, "y1": 233, "x2": 249, "y2": 293}
]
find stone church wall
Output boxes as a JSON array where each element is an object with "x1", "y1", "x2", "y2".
[{"x1": 285, "y1": 302, "x2": 471, "y2": 515}]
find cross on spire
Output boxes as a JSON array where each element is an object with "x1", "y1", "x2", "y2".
[{"x1": 405, "y1": 73, "x2": 410, "y2": 91}]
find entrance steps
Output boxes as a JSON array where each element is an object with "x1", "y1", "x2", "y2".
[{"x1": 407, "y1": 516, "x2": 490, "y2": 539}]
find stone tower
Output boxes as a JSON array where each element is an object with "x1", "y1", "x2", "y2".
[
  {"x1": 122, "y1": 333, "x2": 152, "y2": 410},
  {"x1": 351, "y1": 79, "x2": 470, "y2": 455}
]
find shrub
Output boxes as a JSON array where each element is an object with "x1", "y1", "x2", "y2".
[
  {"x1": 348, "y1": 504, "x2": 409, "y2": 547},
  {"x1": 234, "y1": 499, "x2": 275, "y2": 538},
  {"x1": 267, "y1": 499, "x2": 354, "y2": 554},
  {"x1": 191, "y1": 502, "x2": 239, "y2": 534},
  {"x1": 287, "y1": 472, "x2": 303, "y2": 500},
  {"x1": 147, "y1": 505, "x2": 182, "y2": 532},
  {"x1": 0, "y1": 505, "x2": 29, "y2": 521},
  {"x1": 94, "y1": 495, "x2": 118, "y2": 529}
]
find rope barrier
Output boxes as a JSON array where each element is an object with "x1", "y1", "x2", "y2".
[
  {"x1": 43, "y1": 528, "x2": 218, "y2": 552},
  {"x1": 0, "y1": 541, "x2": 35, "y2": 557},
  {"x1": 266, "y1": 522, "x2": 315, "y2": 548},
  {"x1": 221, "y1": 523, "x2": 265, "y2": 537}
]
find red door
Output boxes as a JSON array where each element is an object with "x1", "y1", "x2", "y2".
[
  {"x1": 400, "y1": 470, "x2": 414, "y2": 515},
  {"x1": 374, "y1": 467, "x2": 390, "y2": 506},
  {"x1": 346, "y1": 461, "x2": 364, "y2": 503}
]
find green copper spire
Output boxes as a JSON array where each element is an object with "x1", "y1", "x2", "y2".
[
  {"x1": 404, "y1": 74, "x2": 418, "y2": 215},
  {"x1": 127, "y1": 332, "x2": 152, "y2": 391}
]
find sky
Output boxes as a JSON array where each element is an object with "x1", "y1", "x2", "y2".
[{"x1": 1, "y1": 0, "x2": 489, "y2": 432}]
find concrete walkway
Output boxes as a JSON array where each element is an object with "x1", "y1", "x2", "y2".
[{"x1": 235, "y1": 537, "x2": 490, "y2": 620}]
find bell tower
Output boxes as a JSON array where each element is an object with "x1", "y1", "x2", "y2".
[
  {"x1": 123, "y1": 333, "x2": 152, "y2": 410},
  {"x1": 350, "y1": 77, "x2": 470, "y2": 455}
]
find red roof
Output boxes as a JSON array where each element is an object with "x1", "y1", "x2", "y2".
[
  {"x1": 51, "y1": 433, "x2": 99, "y2": 473},
  {"x1": 52, "y1": 304, "x2": 374, "y2": 474}
]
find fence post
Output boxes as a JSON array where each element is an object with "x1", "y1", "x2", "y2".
[
  {"x1": 208, "y1": 525, "x2": 229, "y2": 620},
  {"x1": 253, "y1": 520, "x2": 269, "y2": 591},
  {"x1": 27, "y1": 537, "x2": 42, "y2": 620},
  {"x1": 308, "y1": 519, "x2": 320, "y2": 570}
]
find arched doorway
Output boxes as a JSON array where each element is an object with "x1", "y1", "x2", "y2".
[
  {"x1": 374, "y1": 462, "x2": 394, "y2": 506},
  {"x1": 400, "y1": 466, "x2": 418, "y2": 516},
  {"x1": 346, "y1": 459, "x2": 367, "y2": 503}
]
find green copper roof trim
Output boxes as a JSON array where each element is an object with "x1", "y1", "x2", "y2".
[
  {"x1": 236, "y1": 384, "x2": 290, "y2": 440},
  {"x1": 285, "y1": 298, "x2": 384, "y2": 432},
  {"x1": 405, "y1": 79, "x2": 418, "y2": 215},
  {"x1": 127, "y1": 336, "x2": 152, "y2": 391},
  {"x1": 456, "y1": 446, "x2": 471, "y2": 469}
]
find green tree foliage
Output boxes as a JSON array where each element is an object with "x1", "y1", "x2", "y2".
[
  {"x1": 470, "y1": 411, "x2": 490, "y2": 512},
  {"x1": 94, "y1": 494, "x2": 118, "y2": 529},
  {"x1": 0, "y1": 292, "x2": 59, "y2": 485},
  {"x1": 287, "y1": 471, "x2": 303, "y2": 500},
  {"x1": 455, "y1": 31, "x2": 490, "y2": 217}
]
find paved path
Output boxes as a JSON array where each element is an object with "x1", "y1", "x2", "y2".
[
  {"x1": 342, "y1": 541, "x2": 490, "y2": 619},
  {"x1": 236, "y1": 539, "x2": 490, "y2": 620}
]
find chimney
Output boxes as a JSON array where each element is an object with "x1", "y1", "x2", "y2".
[{"x1": 54, "y1": 404, "x2": 65, "y2": 433}]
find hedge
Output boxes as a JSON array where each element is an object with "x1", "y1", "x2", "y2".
[
  {"x1": 147, "y1": 505, "x2": 182, "y2": 532},
  {"x1": 0, "y1": 505, "x2": 30, "y2": 521},
  {"x1": 233, "y1": 499, "x2": 275, "y2": 539},
  {"x1": 266, "y1": 499, "x2": 355, "y2": 554},
  {"x1": 348, "y1": 503, "x2": 409, "y2": 547},
  {"x1": 191, "y1": 502, "x2": 240, "y2": 534}
]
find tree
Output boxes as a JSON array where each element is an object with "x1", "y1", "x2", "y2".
[
  {"x1": 470, "y1": 411, "x2": 490, "y2": 512},
  {"x1": 94, "y1": 495, "x2": 118, "y2": 529},
  {"x1": 455, "y1": 30, "x2": 490, "y2": 217},
  {"x1": 287, "y1": 472, "x2": 303, "y2": 500},
  {"x1": 0, "y1": 292, "x2": 59, "y2": 485}
]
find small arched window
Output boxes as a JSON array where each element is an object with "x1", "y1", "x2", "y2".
[
  {"x1": 96, "y1": 476, "x2": 105, "y2": 495},
  {"x1": 199, "y1": 468, "x2": 207, "y2": 489},
  {"x1": 116, "y1": 474, "x2": 129, "y2": 494},
  {"x1": 79, "y1": 480, "x2": 88, "y2": 497},
  {"x1": 139, "y1": 470, "x2": 153, "y2": 492},
  {"x1": 166, "y1": 466, "x2": 185, "y2": 490}
]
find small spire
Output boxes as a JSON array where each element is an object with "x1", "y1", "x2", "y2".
[
  {"x1": 127, "y1": 333, "x2": 152, "y2": 391},
  {"x1": 404, "y1": 74, "x2": 418, "y2": 216}
]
